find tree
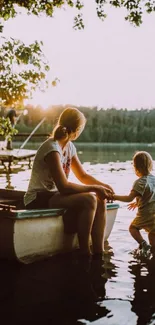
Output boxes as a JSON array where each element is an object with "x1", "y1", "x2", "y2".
[
  {"x1": 1, "y1": 0, "x2": 155, "y2": 108},
  {"x1": 0, "y1": 117, "x2": 18, "y2": 149},
  {"x1": 0, "y1": 37, "x2": 50, "y2": 107}
]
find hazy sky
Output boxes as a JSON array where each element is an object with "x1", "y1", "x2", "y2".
[{"x1": 3, "y1": 1, "x2": 155, "y2": 109}]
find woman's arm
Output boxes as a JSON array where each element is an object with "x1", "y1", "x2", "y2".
[
  {"x1": 45, "y1": 151, "x2": 112, "y2": 200},
  {"x1": 71, "y1": 154, "x2": 114, "y2": 192},
  {"x1": 113, "y1": 190, "x2": 138, "y2": 202}
]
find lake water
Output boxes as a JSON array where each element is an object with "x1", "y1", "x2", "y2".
[{"x1": 1, "y1": 143, "x2": 155, "y2": 325}]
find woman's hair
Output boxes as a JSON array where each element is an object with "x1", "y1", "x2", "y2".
[
  {"x1": 133, "y1": 151, "x2": 153, "y2": 175},
  {"x1": 52, "y1": 107, "x2": 86, "y2": 140}
]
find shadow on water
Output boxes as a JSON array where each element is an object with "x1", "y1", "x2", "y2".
[
  {"x1": 0, "y1": 246, "x2": 119, "y2": 325},
  {"x1": 1, "y1": 170, "x2": 16, "y2": 190},
  {"x1": 128, "y1": 257, "x2": 155, "y2": 325}
]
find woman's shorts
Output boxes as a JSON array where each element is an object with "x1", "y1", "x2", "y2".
[{"x1": 25, "y1": 191, "x2": 58, "y2": 209}]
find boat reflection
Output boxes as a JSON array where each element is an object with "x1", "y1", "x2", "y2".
[
  {"x1": 0, "y1": 232, "x2": 118, "y2": 324},
  {"x1": 0, "y1": 253, "x2": 111, "y2": 324}
]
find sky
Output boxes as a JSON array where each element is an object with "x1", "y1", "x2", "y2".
[{"x1": 3, "y1": 1, "x2": 155, "y2": 109}]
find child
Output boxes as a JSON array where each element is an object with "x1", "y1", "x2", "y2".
[{"x1": 113, "y1": 151, "x2": 155, "y2": 257}]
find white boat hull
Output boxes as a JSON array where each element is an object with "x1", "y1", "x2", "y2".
[{"x1": 0, "y1": 203, "x2": 119, "y2": 263}]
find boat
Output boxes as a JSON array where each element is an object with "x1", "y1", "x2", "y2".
[{"x1": 0, "y1": 189, "x2": 119, "y2": 264}]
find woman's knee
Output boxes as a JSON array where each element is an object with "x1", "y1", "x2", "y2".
[
  {"x1": 148, "y1": 232, "x2": 155, "y2": 246},
  {"x1": 82, "y1": 193, "x2": 97, "y2": 211},
  {"x1": 97, "y1": 198, "x2": 106, "y2": 211}
]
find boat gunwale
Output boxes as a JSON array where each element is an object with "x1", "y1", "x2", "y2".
[{"x1": 0, "y1": 203, "x2": 119, "y2": 220}]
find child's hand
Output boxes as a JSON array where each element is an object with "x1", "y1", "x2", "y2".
[{"x1": 127, "y1": 202, "x2": 137, "y2": 211}]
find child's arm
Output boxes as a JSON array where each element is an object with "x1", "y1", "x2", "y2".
[{"x1": 113, "y1": 190, "x2": 137, "y2": 203}]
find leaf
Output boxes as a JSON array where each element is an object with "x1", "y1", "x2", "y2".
[
  {"x1": 0, "y1": 38, "x2": 51, "y2": 107},
  {"x1": 0, "y1": 117, "x2": 18, "y2": 139},
  {"x1": 51, "y1": 80, "x2": 57, "y2": 87}
]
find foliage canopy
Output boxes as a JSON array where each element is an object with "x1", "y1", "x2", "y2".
[
  {"x1": 1, "y1": 0, "x2": 155, "y2": 31},
  {"x1": 0, "y1": 37, "x2": 50, "y2": 107}
]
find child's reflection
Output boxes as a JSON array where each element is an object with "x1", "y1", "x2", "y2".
[{"x1": 128, "y1": 257, "x2": 155, "y2": 325}]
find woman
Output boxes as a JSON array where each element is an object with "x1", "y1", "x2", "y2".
[{"x1": 24, "y1": 107, "x2": 114, "y2": 257}]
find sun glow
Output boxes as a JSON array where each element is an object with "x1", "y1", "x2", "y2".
[{"x1": 4, "y1": 2, "x2": 155, "y2": 109}]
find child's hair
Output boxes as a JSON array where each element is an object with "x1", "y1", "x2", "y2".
[
  {"x1": 133, "y1": 151, "x2": 153, "y2": 175},
  {"x1": 52, "y1": 107, "x2": 86, "y2": 140}
]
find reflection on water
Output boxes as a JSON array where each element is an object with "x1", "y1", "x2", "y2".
[
  {"x1": 0, "y1": 249, "x2": 113, "y2": 324},
  {"x1": 1, "y1": 144, "x2": 155, "y2": 324},
  {"x1": 13, "y1": 142, "x2": 155, "y2": 164},
  {"x1": 103, "y1": 242, "x2": 118, "y2": 280},
  {"x1": 75, "y1": 143, "x2": 155, "y2": 164},
  {"x1": 2, "y1": 236, "x2": 155, "y2": 324},
  {"x1": 129, "y1": 259, "x2": 155, "y2": 325}
]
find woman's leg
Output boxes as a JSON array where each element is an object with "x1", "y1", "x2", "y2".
[
  {"x1": 129, "y1": 224, "x2": 144, "y2": 244},
  {"x1": 91, "y1": 199, "x2": 106, "y2": 254},
  {"x1": 49, "y1": 192, "x2": 97, "y2": 255},
  {"x1": 148, "y1": 232, "x2": 155, "y2": 253}
]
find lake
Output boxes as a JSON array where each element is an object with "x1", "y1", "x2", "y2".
[{"x1": 1, "y1": 143, "x2": 155, "y2": 325}]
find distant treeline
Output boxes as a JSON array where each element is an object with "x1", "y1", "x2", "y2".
[{"x1": 3, "y1": 105, "x2": 155, "y2": 143}]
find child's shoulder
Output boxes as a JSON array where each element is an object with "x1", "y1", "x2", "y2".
[
  {"x1": 133, "y1": 176, "x2": 147, "y2": 186},
  {"x1": 147, "y1": 173, "x2": 155, "y2": 182}
]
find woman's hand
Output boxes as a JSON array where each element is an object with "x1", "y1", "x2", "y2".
[
  {"x1": 95, "y1": 186, "x2": 113, "y2": 201},
  {"x1": 127, "y1": 202, "x2": 137, "y2": 210},
  {"x1": 104, "y1": 184, "x2": 115, "y2": 194}
]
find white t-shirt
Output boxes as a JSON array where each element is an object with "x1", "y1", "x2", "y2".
[{"x1": 24, "y1": 138, "x2": 76, "y2": 206}]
